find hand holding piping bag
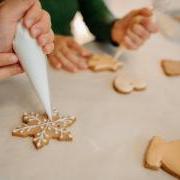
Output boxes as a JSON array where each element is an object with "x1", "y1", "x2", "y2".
[
  {"x1": 0, "y1": 0, "x2": 54, "y2": 80},
  {"x1": 112, "y1": 8, "x2": 159, "y2": 59}
]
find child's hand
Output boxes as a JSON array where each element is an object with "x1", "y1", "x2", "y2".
[
  {"x1": 48, "y1": 35, "x2": 91, "y2": 72},
  {"x1": 112, "y1": 8, "x2": 159, "y2": 49}
]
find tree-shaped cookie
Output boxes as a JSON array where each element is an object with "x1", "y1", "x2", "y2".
[
  {"x1": 12, "y1": 109, "x2": 76, "y2": 149},
  {"x1": 145, "y1": 136, "x2": 180, "y2": 178},
  {"x1": 88, "y1": 54, "x2": 123, "y2": 72}
]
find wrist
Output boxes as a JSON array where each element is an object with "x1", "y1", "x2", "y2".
[{"x1": 111, "y1": 19, "x2": 123, "y2": 45}]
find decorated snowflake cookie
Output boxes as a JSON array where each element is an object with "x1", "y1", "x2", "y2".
[{"x1": 12, "y1": 109, "x2": 76, "y2": 149}]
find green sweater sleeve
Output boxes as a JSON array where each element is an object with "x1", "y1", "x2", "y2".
[
  {"x1": 78, "y1": 0, "x2": 116, "y2": 42},
  {"x1": 40, "y1": 0, "x2": 78, "y2": 35}
]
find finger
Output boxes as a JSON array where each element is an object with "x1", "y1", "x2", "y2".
[
  {"x1": 123, "y1": 36, "x2": 138, "y2": 50},
  {"x1": 48, "y1": 54, "x2": 62, "y2": 69},
  {"x1": 126, "y1": 29, "x2": 143, "y2": 46},
  {"x1": 128, "y1": 8, "x2": 152, "y2": 18},
  {"x1": 23, "y1": 1, "x2": 42, "y2": 28},
  {"x1": 30, "y1": 10, "x2": 51, "y2": 38},
  {"x1": 0, "y1": 64, "x2": 23, "y2": 80},
  {"x1": 80, "y1": 48, "x2": 92, "y2": 57},
  {"x1": 62, "y1": 46, "x2": 88, "y2": 70},
  {"x1": 132, "y1": 24, "x2": 150, "y2": 39},
  {"x1": 2, "y1": 0, "x2": 35, "y2": 21},
  {"x1": 140, "y1": 18, "x2": 159, "y2": 33},
  {"x1": 138, "y1": 8, "x2": 152, "y2": 17},
  {"x1": 56, "y1": 51, "x2": 79, "y2": 72},
  {"x1": 0, "y1": 53, "x2": 18, "y2": 67},
  {"x1": 38, "y1": 30, "x2": 54, "y2": 47},
  {"x1": 43, "y1": 43, "x2": 54, "y2": 55},
  {"x1": 69, "y1": 41, "x2": 92, "y2": 57}
]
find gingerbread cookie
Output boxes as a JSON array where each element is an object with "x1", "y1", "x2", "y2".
[
  {"x1": 113, "y1": 75, "x2": 147, "y2": 94},
  {"x1": 145, "y1": 136, "x2": 180, "y2": 178},
  {"x1": 88, "y1": 54, "x2": 123, "y2": 72},
  {"x1": 12, "y1": 109, "x2": 76, "y2": 149},
  {"x1": 175, "y1": 16, "x2": 180, "y2": 22},
  {"x1": 161, "y1": 60, "x2": 180, "y2": 76}
]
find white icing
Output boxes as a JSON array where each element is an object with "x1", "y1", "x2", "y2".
[{"x1": 13, "y1": 111, "x2": 76, "y2": 148}]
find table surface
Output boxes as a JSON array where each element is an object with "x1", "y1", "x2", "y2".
[{"x1": 1, "y1": 1, "x2": 180, "y2": 179}]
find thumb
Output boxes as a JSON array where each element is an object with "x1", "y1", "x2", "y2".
[
  {"x1": 127, "y1": 8, "x2": 153, "y2": 19},
  {"x1": 2, "y1": 0, "x2": 35, "y2": 21}
]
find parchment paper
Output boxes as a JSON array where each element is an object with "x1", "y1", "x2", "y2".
[{"x1": 0, "y1": 32, "x2": 180, "y2": 180}]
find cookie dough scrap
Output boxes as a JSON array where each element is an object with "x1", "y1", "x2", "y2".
[
  {"x1": 12, "y1": 109, "x2": 76, "y2": 149},
  {"x1": 144, "y1": 136, "x2": 180, "y2": 178},
  {"x1": 161, "y1": 60, "x2": 180, "y2": 76},
  {"x1": 88, "y1": 54, "x2": 123, "y2": 72},
  {"x1": 113, "y1": 75, "x2": 147, "y2": 94}
]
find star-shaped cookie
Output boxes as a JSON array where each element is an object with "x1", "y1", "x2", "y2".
[{"x1": 12, "y1": 109, "x2": 76, "y2": 149}]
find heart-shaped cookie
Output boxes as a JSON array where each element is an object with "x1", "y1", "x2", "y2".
[{"x1": 113, "y1": 75, "x2": 147, "y2": 94}]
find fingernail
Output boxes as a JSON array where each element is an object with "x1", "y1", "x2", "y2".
[{"x1": 11, "y1": 55, "x2": 18, "y2": 63}]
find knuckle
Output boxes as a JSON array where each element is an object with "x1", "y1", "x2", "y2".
[
  {"x1": 36, "y1": 1, "x2": 42, "y2": 8},
  {"x1": 43, "y1": 10, "x2": 51, "y2": 21},
  {"x1": 43, "y1": 11, "x2": 52, "y2": 28}
]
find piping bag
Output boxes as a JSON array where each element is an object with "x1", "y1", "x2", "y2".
[{"x1": 13, "y1": 22, "x2": 52, "y2": 120}]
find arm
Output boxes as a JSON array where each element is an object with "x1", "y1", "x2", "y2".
[
  {"x1": 79, "y1": 1, "x2": 158, "y2": 49},
  {"x1": 78, "y1": 0, "x2": 116, "y2": 43}
]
